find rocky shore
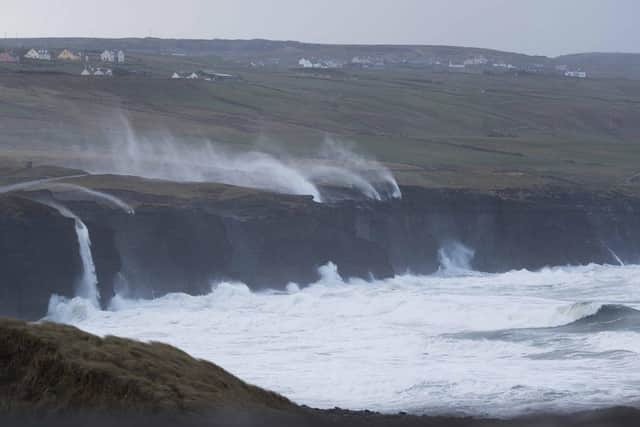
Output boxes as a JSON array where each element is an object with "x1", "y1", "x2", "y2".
[
  {"x1": 1, "y1": 318, "x2": 638, "y2": 427},
  {"x1": 2, "y1": 169, "x2": 640, "y2": 319}
]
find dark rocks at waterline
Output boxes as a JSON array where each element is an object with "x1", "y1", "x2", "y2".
[{"x1": 2, "y1": 186, "x2": 640, "y2": 319}]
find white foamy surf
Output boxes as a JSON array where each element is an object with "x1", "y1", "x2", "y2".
[
  {"x1": 43, "y1": 202, "x2": 100, "y2": 308},
  {"x1": 46, "y1": 262, "x2": 640, "y2": 417}
]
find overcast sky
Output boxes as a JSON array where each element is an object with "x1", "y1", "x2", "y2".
[{"x1": 2, "y1": 0, "x2": 639, "y2": 57}]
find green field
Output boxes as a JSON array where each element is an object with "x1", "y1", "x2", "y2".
[{"x1": 1, "y1": 52, "x2": 640, "y2": 194}]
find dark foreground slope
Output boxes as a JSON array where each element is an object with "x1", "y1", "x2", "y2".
[{"x1": 1, "y1": 318, "x2": 639, "y2": 427}]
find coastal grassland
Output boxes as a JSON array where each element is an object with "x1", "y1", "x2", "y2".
[{"x1": 1, "y1": 57, "x2": 640, "y2": 193}]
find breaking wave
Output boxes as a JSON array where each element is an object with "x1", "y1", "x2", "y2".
[{"x1": 44, "y1": 261, "x2": 640, "y2": 417}]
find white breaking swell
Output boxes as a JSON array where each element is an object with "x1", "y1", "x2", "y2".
[{"x1": 44, "y1": 258, "x2": 640, "y2": 417}]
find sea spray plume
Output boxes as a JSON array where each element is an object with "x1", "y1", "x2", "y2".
[
  {"x1": 99, "y1": 122, "x2": 324, "y2": 201},
  {"x1": 0, "y1": 178, "x2": 135, "y2": 214},
  {"x1": 47, "y1": 183, "x2": 135, "y2": 214},
  {"x1": 313, "y1": 136, "x2": 402, "y2": 199},
  {"x1": 304, "y1": 164, "x2": 382, "y2": 200},
  {"x1": 437, "y1": 241, "x2": 475, "y2": 275},
  {"x1": 607, "y1": 247, "x2": 625, "y2": 266},
  {"x1": 78, "y1": 115, "x2": 402, "y2": 202},
  {"x1": 36, "y1": 200, "x2": 100, "y2": 308},
  {"x1": 0, "y1": 174, "x2": 88, "y2": 194}
]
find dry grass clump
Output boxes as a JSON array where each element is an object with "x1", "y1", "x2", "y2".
[{"x1": 0, "y1": 318, "x2": 293, "y2": 415}]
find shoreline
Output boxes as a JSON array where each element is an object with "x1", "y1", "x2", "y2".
[{"x1": 2, "y1": 317, "x2": 639, "y2": 427}]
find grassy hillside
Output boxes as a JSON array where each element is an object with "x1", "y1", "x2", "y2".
[
  {"x1": 0, "y1": 317, "x2": 293, "y2": 414},
  {"x1": 1, "y1": 54, "x2": 640, "y2": 194},
  {"x1": 3, "y1": 318, "x2": 640, "y2": 427}
]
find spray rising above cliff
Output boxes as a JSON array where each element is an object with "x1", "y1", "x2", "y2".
[{"x1": 76, "y1": 116, "x2": 401, "y2": 203}]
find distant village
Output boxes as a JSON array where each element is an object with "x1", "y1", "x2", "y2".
[
  {"x1": 0, "y1": 47, "x2": 242, "y2": 81},
  {"x1": 0, "y1": 47, "x2": 126, "y2": 77},
  {"x1": 292, "y1": 54, "x2": 588, "y2": 78},
  {"x1": 0, "y1": 46, "x2": 588, "y2": 80}
]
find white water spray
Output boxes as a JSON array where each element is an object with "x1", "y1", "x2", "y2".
[
  {"x1": 47, "y1": 183, "x2": 134, "y2": 214},
  {"x1": 48, "y1": 262, "x2": 640, "y2": 417},
  {"x1": 74, "y1": 115, "x2": 401, "y2": 203},
  {"x1": 42, "y1": 201, "x2": 100, "y2": 307},
  {"x1": 606, "y1": 247, "x2": 625, "y2": 266},
  {"x1": 0, "y1": 174, "x2": 87, "y2": 194},
  {"x1": 437, "y1": 241, "x2": 475, "y2": 274}
]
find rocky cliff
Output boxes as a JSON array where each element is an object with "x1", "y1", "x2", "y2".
[{"x1": 2, "y1": 176, "x2": 640, "y2": 320}]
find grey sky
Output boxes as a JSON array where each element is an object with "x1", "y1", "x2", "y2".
[{"x1": 2, "y1": 0, "x2": 639, "y2": 57}]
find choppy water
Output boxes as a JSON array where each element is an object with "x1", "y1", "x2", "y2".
[{"x1": 47, "y1": 262, "x2": 640, "y2": 417}]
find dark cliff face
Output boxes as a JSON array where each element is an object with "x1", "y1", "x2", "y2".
[
  {"x1": 362, "y1": 187, "x2": 640, "y2": 274},
  {"x1": 2, "y1": 186, "x2": 640, "y2": 320},
  {"x1": 0, "y1": 197, "x2": 79, "y2": 320}
]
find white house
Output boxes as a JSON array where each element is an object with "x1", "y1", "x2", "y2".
[
  {"x1": 464, "y1": 56, "x2": 488, "y2": 66},
  {"x1": 80, "y1": 68, "x2": 91, "y2": 76},
  {"x1": 493, "y1": 63, "x2": 517, "y2": 70},
  {"x1": 565, "y1": 71, "x2": 587, "y2": 79},
  {"x1": 186, "y1": 72, "x2": 199, "y2": 79},
  {"x1": 24, "y1": 48, "x2": 51, "y2": 61},
  {"x1": 100, "y1": 50, "x2": 125, "y2": 63},
  {"x1": 100, "y1": 50, "x2": 115, "y2": 62},
  {"x1": 171, "y1": 72, "x2": 182, "y2": 79},
  {"x1": 448, "y1": 61, "x2": 466, "y2": 69},
  {"x1": 298, "y1": 58, "x2": 313, "y2": 68}
]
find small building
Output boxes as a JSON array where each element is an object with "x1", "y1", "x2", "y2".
[
  {"x1": 448, "y1": 61, "x2": 466, "y2": 69},
  {"x1": 58, "y1": 49, "x2": 81, "y2": 61},
  {"x1": 80, "y1": 68, "x2": 91, "y2": 76},
  {"x1": 464, "y1": 56, "x2": 488, "y2": 66},
  {"x1": 94, "y1": 68, "x2": 105, "y2": 76},
  {"x1": 24, "y1": 48, "x2": 51, "y2": 61},
  {"x1": 100, "y1": 50, "x2": 115, "y2": 62},
  {"x1": 199, "y1": 70, "x2": 236, "y2": 80},
  {"x1": 100, "y1": 50, "x2": 125, "y2": 63},
  {"x1": 186, "y1": 72, "x2": 199, "y2": 79},
  {"x1": 171, "y1": 72, "x2": 182, "y2": 79},
  {"x1": 0, "y1": 52, "x2": 19, "y2": 63},
  {"x1": 565, "y1": 71, "x2": 587, "y2": 79},
  {"x1": 298, "y1": 58, "x2": 313, "y2": 68}
]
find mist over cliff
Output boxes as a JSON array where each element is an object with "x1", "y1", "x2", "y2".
[{"x1": 65, "y1": 115, "x2": 400, "y2": 203}]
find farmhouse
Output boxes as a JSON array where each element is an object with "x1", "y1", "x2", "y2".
[
  {"x1": 58, "y1": 49, "x2": 81, "y2": 61},
  {"x1": 24, "y1": 49, "x2": 51, "y2": 61},
  {"x1": 100, "y1": 50, "x2": 125, "y2": 63}
]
